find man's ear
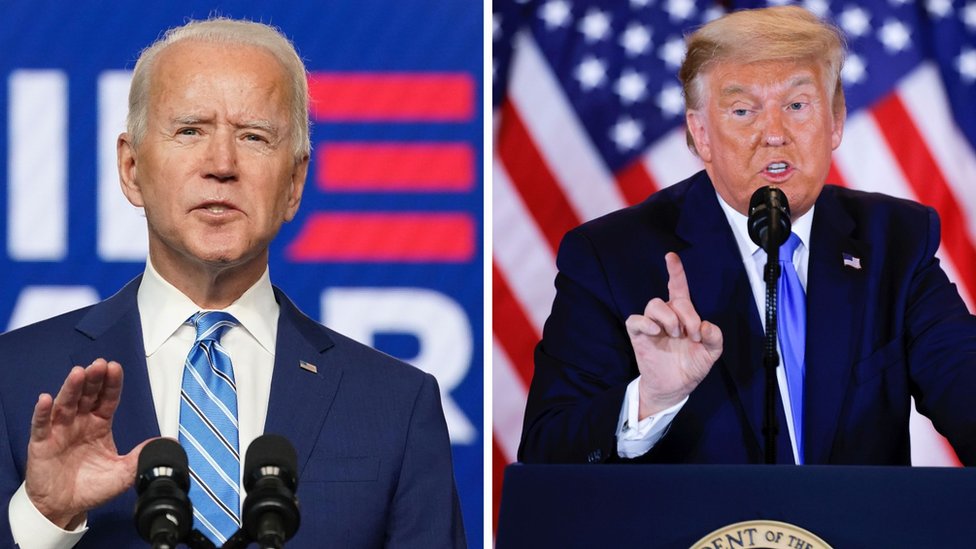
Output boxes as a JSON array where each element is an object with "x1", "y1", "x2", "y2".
[
  {"x1": 283, "y1": 154, "x2": 309, "y2": 222},
  {"x1": 117, "y1": 133, "x2": 145, "y2": 207},
  {"x1": 686, "y1": 110, "x2": 712, "y2": 162},
  {"x1": 830, "y1": 104, "x2": 846, "y2": 151}
]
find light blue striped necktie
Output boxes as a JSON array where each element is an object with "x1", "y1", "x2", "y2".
[
  {"x1": 179, "y1": 311, "x2": 241, "y2": 544},
  {"x1": 777, "y1": 234, "x2": 806, "y2": 465}
]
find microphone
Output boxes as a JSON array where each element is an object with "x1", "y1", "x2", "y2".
[
  {"x1": 747, "y1": 186, "x2": 792, "y2": 252},
  {"x1": 746, "y1": 186, "x2": 794, "y2": 463},
  {"x1": 241, "y1": 434, "x2": 300, "y2": 548},
  {"x1": 134, "y1": 438, "x2": 193, "y2": 549}
]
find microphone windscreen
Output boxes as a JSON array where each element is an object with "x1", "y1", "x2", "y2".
[
  {"x1": 136, "y1": 438, "x2": 189, "y2": 493},
  {"x1": 244, "y1": 434, "x2": 298, "y2": 491},
  {"x1": 747, "y1": 186, "x2": 792, "y2": 250}
]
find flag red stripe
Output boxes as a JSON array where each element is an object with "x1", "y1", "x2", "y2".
[
  {"x1": 308, "y1": 73, "x2": 474, "y2": 121},
  {"x1": 317, "y1": 143, "x2": 474, "y2": 191},
  {"x1": 616, "y1": 160, "x2": 659, "y2": 206},
  {"x1": 496, "y1": 100, "x2": 582, "y2": 254},
  {"x1": 286, "y1": 213, "x2": 475, "y2": 262},
  {"x1": 826, "y1": 161, "x2": 848, "y2": 188},
  {"x1": 872, "y1": 95, "x2": 976, "y2": 295},
  {"x1": 493, "y1": 264, "x2": 541, "y2": 387}
]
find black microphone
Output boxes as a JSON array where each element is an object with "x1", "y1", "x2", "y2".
[
  {"x1": 241, "y1": 434, "x2": 300, "y2": 549},
  {"x1": 134, "y1": 438, "x2": 193, "y2": 549},
  {"x1": 747, "y1": 186, "x2": 792, "y2": 252},
  {"x1": 746, "y1": 186, "x2": 794, "y2": 463}
]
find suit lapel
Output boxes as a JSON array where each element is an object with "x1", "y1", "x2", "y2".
[
  {"x1": 675, "y1": 175, "x2": 769, "y2": 458},
  {"x1": 264, "y1": 289, "x2": 342, "y2": 478},
  {"x1": 804, "y1": 186, "x2": 869, "y2": 464},
  {"x1": 69, "y1": 277, "x2": 161, "y2": 452}
]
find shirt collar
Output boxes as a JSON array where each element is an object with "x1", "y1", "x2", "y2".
[
  {"x1": 137, "y1": 259, "x2": 279, "y2": 356},
  {"x1": 716, "y1": 189, "x2": 814, "y2": 259}
]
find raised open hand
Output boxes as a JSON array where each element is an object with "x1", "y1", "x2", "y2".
[
  {"x1": 625, "y1": 252, "x2": 724, "y2": 419},
  {"x1": 24, "y1": 358, "x2": 151, "y2": 529}
]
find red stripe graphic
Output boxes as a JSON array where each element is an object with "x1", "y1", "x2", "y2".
[
  {"x1": 287, "y1": 213, "x2": 475, "y2": 262},
  {"x1": 308, "y1": 73, "x2": 474, "y2": 121},
  {"x1": 872, "y1": 94, "x2": 976, "y2": 299},
  {"x1": 496, "y1": 100, "x2": 582, "y2": 254},
  {"x1": 318, "y1": 143, "x2": 474, "y2": 192}
]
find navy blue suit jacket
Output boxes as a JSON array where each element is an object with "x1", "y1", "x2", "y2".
[
  {"x1": 520, "y1": 170, "x2": 976, "y2": 465},
  {"x1": 0, "y1": 278, "x2": 465, "y2": 548}
]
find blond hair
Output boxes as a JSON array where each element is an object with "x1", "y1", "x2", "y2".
[
  {"x1": 678, "y1": 5, "x2": 847, "y2": 154},
  {"x1": 126, "y1": 17, "x2": 311, "y2": 160}
]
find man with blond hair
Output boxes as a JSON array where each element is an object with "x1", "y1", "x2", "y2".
[
  {"x1": 0, "y1": 17, "x2": 465, "y2": 548},
  {"x1": 520, "y1": 6, "x2": 976, "y2": 466}
]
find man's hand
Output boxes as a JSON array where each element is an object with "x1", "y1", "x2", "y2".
[
  {"x1": 626, "y1": 252, "x2": 724, "y2": 420},
  {"x1": 24, "y1": 359, "x2": 150, "y2": 529}
]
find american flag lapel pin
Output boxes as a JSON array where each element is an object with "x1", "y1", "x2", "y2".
[
  {"x1": 842, "y1": 253, "x2": 862, "y2": 270},
  {"x1": 299, "y1": 360, "x2": 318, "y2": 374}
]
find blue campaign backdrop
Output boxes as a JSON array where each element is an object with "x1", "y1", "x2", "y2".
[{"x1": 0, "y1": 1, "x2": 483, "y2": 546}]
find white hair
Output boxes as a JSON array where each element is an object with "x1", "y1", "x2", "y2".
[{"x1": 126, "y1": 17, "x2": 311, "y2": 159}]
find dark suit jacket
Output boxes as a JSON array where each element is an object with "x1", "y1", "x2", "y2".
[
  {"x1": 520, "y1": 170, "x2": 976, "y2": 465},
  {"x1": 0, "y1": 277, "x2": 465, "y2": 548}
]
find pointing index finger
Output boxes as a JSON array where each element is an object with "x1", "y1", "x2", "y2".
[{"x1": 665, "y1": 252, "x2": 691, "y2": 302}]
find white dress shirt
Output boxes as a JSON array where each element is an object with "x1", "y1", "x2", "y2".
[
  {"x1": 616, "y1": 189, "x2": 812, "y2": 463},
  {"x1": 10, "y1": 260, "x2": 279, "y2": 548}
]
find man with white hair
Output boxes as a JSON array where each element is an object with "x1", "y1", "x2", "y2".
[{"x1": 0, "y1": 17, "x2": 465, "y2": 548}]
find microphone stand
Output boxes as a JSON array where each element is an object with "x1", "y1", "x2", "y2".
[{"x1": 762, "y1": 207, "x2": 782, "y2": 465}]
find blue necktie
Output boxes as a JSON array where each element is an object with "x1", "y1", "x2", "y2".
[
  {"x1": 178, "y1": 311, "x2": 241, "y2": 544},
  {"x1": 777, "y1": 234, "x2": 806, "y2": 465}
]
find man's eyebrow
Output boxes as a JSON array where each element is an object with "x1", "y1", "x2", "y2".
[
  {"x1": 719, "y1": 84, "x2": 748, "y2": 98},
  {"x1": 171, "y1": 114, "x2": 211, "y2": 125},
  {"x1": 788, "y1": 75, "x2": 816, "y2": 88},
  {"x1": 719, "y1": 75, "x2": 818, "y2": 98},
  {"x1": 236, "y1": 120, "x2": 279, "y2": 134}
]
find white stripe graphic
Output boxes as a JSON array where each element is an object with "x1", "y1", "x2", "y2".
[
  {"x1": 97, "y1": 70, "x2": 148, "y2": 261},
  {"x1": 8, "y1": 70, "x2": 67, "y2": 260}
]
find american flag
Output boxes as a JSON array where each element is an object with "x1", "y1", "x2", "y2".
[{"x1": 492, "y1": 0, "x2": 976, "y2": 525}]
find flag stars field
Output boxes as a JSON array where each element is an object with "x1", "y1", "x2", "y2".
[
  {"x1": 615, "y1": 69, "x2": 649, "y2": 105},
  {"x1": 926, "y1": 0, "x2": 953, "y2": 19},
  {"x1": 957, "y1": 48, "x2": 976, "y2": 83},
  {"x1": 664, "y1": 0, "x2": 697, "y2": 22},
  {"x1": 658, "y1": 37, "x2": 686, "y2": 69},
  {"x1": 879, "y1": 19, "x2": 912, "y2": 53},
  {"x1": 964, "y1": 2, "x2": 976, "y2": 30},
  {"x1": 611, "y1": 116, "x2": 644, "y2": 152},
  {"x1": 540, "y1": 0, "x2": 571, "y2": 30},
  {"x1": 839, "y1": 6, "x2": 872, "y2": 37},
  {"x1": 579, "y1": 9, "x2": 612, "y2": 42},
  {"x1": 575, "y1": 56, "x2": 607, "y2": 91},
  {"x1": 619, "y1": 23, "x2": 652, "y2": 57},
  {"x1": 842, "y1": 54, "x2": 868, "y2": 85},
  {"x1": 801, "y1": 0, "x2": 830, "y2": 18}
]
